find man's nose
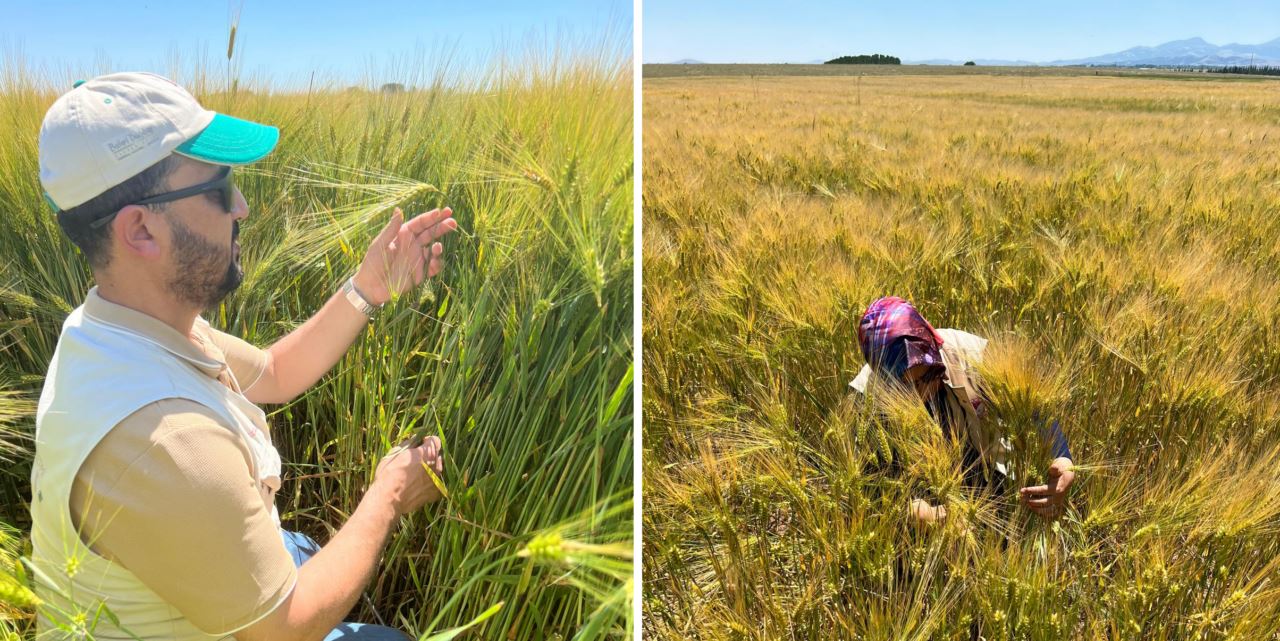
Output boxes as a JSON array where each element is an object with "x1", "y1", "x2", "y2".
[{"x1": 231, "y1": 187, "x2": 249, "y2": 221}]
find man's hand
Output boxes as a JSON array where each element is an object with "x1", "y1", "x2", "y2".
[
  {"x1": 353, "y1": 207, "x2": 458, "y2": 306},
  {"x1": 246, "y1": 208, "x2": 457, "y2": 405},
  {"x1": 371, "y1": 435, "x2": 446, "y2": 517},
  {"x1": 1019, "y1": 457, "x2": 1075, "y2": 519},
  {"x1": 909, "y1": 498, "x2": 947, "y2": 525},
  {"x1": 238, "y1": 436, "x2": 446, "y2": 641}
]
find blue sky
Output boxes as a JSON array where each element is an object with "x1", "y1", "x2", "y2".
[
  {"x1": 644, "y1": 0, "x2": 1280, "y2": 63},
  {"x1": 2, "y1": 1, "x2": 630, "y2": 88}
]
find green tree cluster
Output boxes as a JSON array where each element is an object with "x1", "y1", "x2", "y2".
[{"x1": 824, "y1": 54, "x2": 900, "y2": 65}]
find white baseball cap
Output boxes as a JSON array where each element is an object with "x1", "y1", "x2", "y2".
[{"x1": 38, "y1": 71, "x2": 279, "y2": 211}]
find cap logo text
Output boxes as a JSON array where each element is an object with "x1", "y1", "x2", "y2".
[{"x1": 104, "y1": 124, "x2": 163, "y2": 161}]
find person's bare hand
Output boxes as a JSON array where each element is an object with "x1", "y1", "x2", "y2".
[
  {"x1": 371, "y1": 435, "x2": 445, "y2": 517},
  {"x1": 353, "y1": 207, "x2": 458, "y2": 306},
  {"x1": 909, "y1": 498, "x2": 947, "y2": 525},
  {"x1": 1019, "y1": 457, "x2": 1075, "y2": 519}
]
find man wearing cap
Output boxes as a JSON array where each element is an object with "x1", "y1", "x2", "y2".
[
  {"x1": 850, "y1": 296, "x2": 1075, "y2": 523},
  {"x1": 31, "y1": 72, "x2": 457, "y2": 641}
]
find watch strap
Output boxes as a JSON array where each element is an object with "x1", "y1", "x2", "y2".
[{"x1": 342, "y1": 276, "x2": 381, "y2": 318}]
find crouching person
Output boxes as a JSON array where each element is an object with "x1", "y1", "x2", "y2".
[{"x1": 849, "y1": 296, "x2": 1075, "y2": 524}]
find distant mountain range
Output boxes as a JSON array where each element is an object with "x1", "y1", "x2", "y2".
[
  {"x1": 905, "y1": 36, "x2": 1280, "y2": 67},
  {"x1": 661, "y1": 37, "x2": 1280, "y2": 67}
]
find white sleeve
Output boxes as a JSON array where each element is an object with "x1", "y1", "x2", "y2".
[
  {"x1": 937, "y1": 328, "x2": 988, "y2": 364},
  {"x1": 849, "y1": 364, "x2": 873, "y2": 393}
]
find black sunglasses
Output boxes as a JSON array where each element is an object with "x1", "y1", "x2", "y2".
[{"x1": 89, "y1": 166, "x2": 236, "y2": 230}]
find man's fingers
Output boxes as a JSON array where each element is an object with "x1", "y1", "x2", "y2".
[
  {"x1": 373, "y1": 208, "x2": 405, "y2": 249},
  {"x1": 419, "y1": 435, "x2": 444, "y2": 477},
  {"x1": 414, "y1": 217, "x2": 457, "y2": 246},
  {"x1": 412, "y1": 244, "x2": 426, "y2": 283},
  {"x1": 404, "y1": 207, "x2": 449, "y2": 231},
  {"x1": 1020, "y1": 485, "x2": 1050, "y2": 495},
  {"x1": 371, "y1": 208, "x2": 452, "y2": 298},
  {"x1": 413, "y1": 259, "x2": 425, "y2": 285},
  {"x1": 405, "y1": 207, "x2": 453, "y2": 235},
  {"x1": 407, "y1": 212, "x2": 453, "y2": 235},
  {"x1": 386, "y1": 224, "x2": 422, "y2": 289},
  {"x1": 1022, "y1": 499, "x2": 1053, "y2": 516},
  {"x1": 396, "y1": 224, "x2": 415, "y2": 256},
  {"x1": 423, "y1": 243, "x2": 443, "y2": 278}
]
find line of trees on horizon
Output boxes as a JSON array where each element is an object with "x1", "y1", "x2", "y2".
[
  {"x1": 1160, "y1": 65, "x2": 1280, "y2": 76},
  {"x1": 1208, "y1": 65, "x2": 1280, "y2": 76},
  {"x1": 825, "y1": 54, "x2": 900, "y2": 65}
]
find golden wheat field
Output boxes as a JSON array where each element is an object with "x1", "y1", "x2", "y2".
[{"x1": 642, "y1": 70, "x2": 1280, "y2": 639}]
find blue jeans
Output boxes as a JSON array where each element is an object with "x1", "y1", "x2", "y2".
[{"x1": 280, "y1": 530, "x2": 410, "y2": 641}]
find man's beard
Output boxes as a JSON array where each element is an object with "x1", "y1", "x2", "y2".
[{"x1": 167, "y1": 218, "x2": 242, "y2": 310}]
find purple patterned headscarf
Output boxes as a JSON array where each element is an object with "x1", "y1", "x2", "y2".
[{"x1": 857, "y1": 296, "x2": 945, "y2": 381}]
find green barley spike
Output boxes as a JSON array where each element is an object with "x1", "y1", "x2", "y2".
[
  {"x1": 874, "y1": 423, "x2": 893, "y2": 466},
  {"x1": 608, "y1": 159, "x2": 633, "y2": 191},
  {"x1": 854, "y1": 416, "x2": 868, "y2": 446},
  {"x1": 0, "y1": 571, "x2": 39, "y2": 609}
]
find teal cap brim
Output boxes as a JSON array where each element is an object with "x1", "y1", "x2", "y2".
[{"x1": 174, "y1": 113, "x2": 279, "y2": 165}]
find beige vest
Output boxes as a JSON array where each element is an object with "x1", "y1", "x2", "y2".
[
  {"x1": 850, "y1": 328, "x2": 1014, "y2": 478},
  {"x1": 30, "y1": 302, "x2": 282, "y2": 640}
]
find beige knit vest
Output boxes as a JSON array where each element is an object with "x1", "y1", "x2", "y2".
[{"x1": 30, "y1": 304, "x2": 281, "y2": 640}]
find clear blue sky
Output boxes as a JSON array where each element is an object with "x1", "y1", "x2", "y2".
[
  {"x1": 644, "y1": 0, "x2": 1280, "y2": 63},
  {"x1": 2, "y1": 0, "x2": 630, "y2": 88}
]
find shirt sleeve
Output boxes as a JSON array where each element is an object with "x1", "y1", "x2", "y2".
[
  {"x1": 205, "y1": 325, "x2": 270, "y2": 393},
  {"x1": 1040, "y1": 418, "x2": 1073, "y2": 461},
  {"x1": 939, "y1": 328, "x2": 989, "y2": 364},
  {"x1": 70, "y1": 399, "x2": 296, "y2": 635},
  {"x1": 944, "y1": 327, "x2": 1072, "y2": 462}
]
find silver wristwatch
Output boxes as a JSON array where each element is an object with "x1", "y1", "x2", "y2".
[{"x1": 341, "y1": 276, "x2": 382, "y2": 319}]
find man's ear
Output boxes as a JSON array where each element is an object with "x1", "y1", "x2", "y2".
[{"x1": 112, "y1": 204, "x2": 163, "y2": 259}]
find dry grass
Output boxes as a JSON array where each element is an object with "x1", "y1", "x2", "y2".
[{"x1": 643, "y1": 73, "x2": 1280, "y2": 639}]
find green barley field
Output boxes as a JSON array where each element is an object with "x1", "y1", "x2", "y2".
[
  {"x1": 643, "y1": 67, "x2": 1280, "y2": 639},
  {"x1": 0, "y1": 43, "x2": 633, "y2": 640}
]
